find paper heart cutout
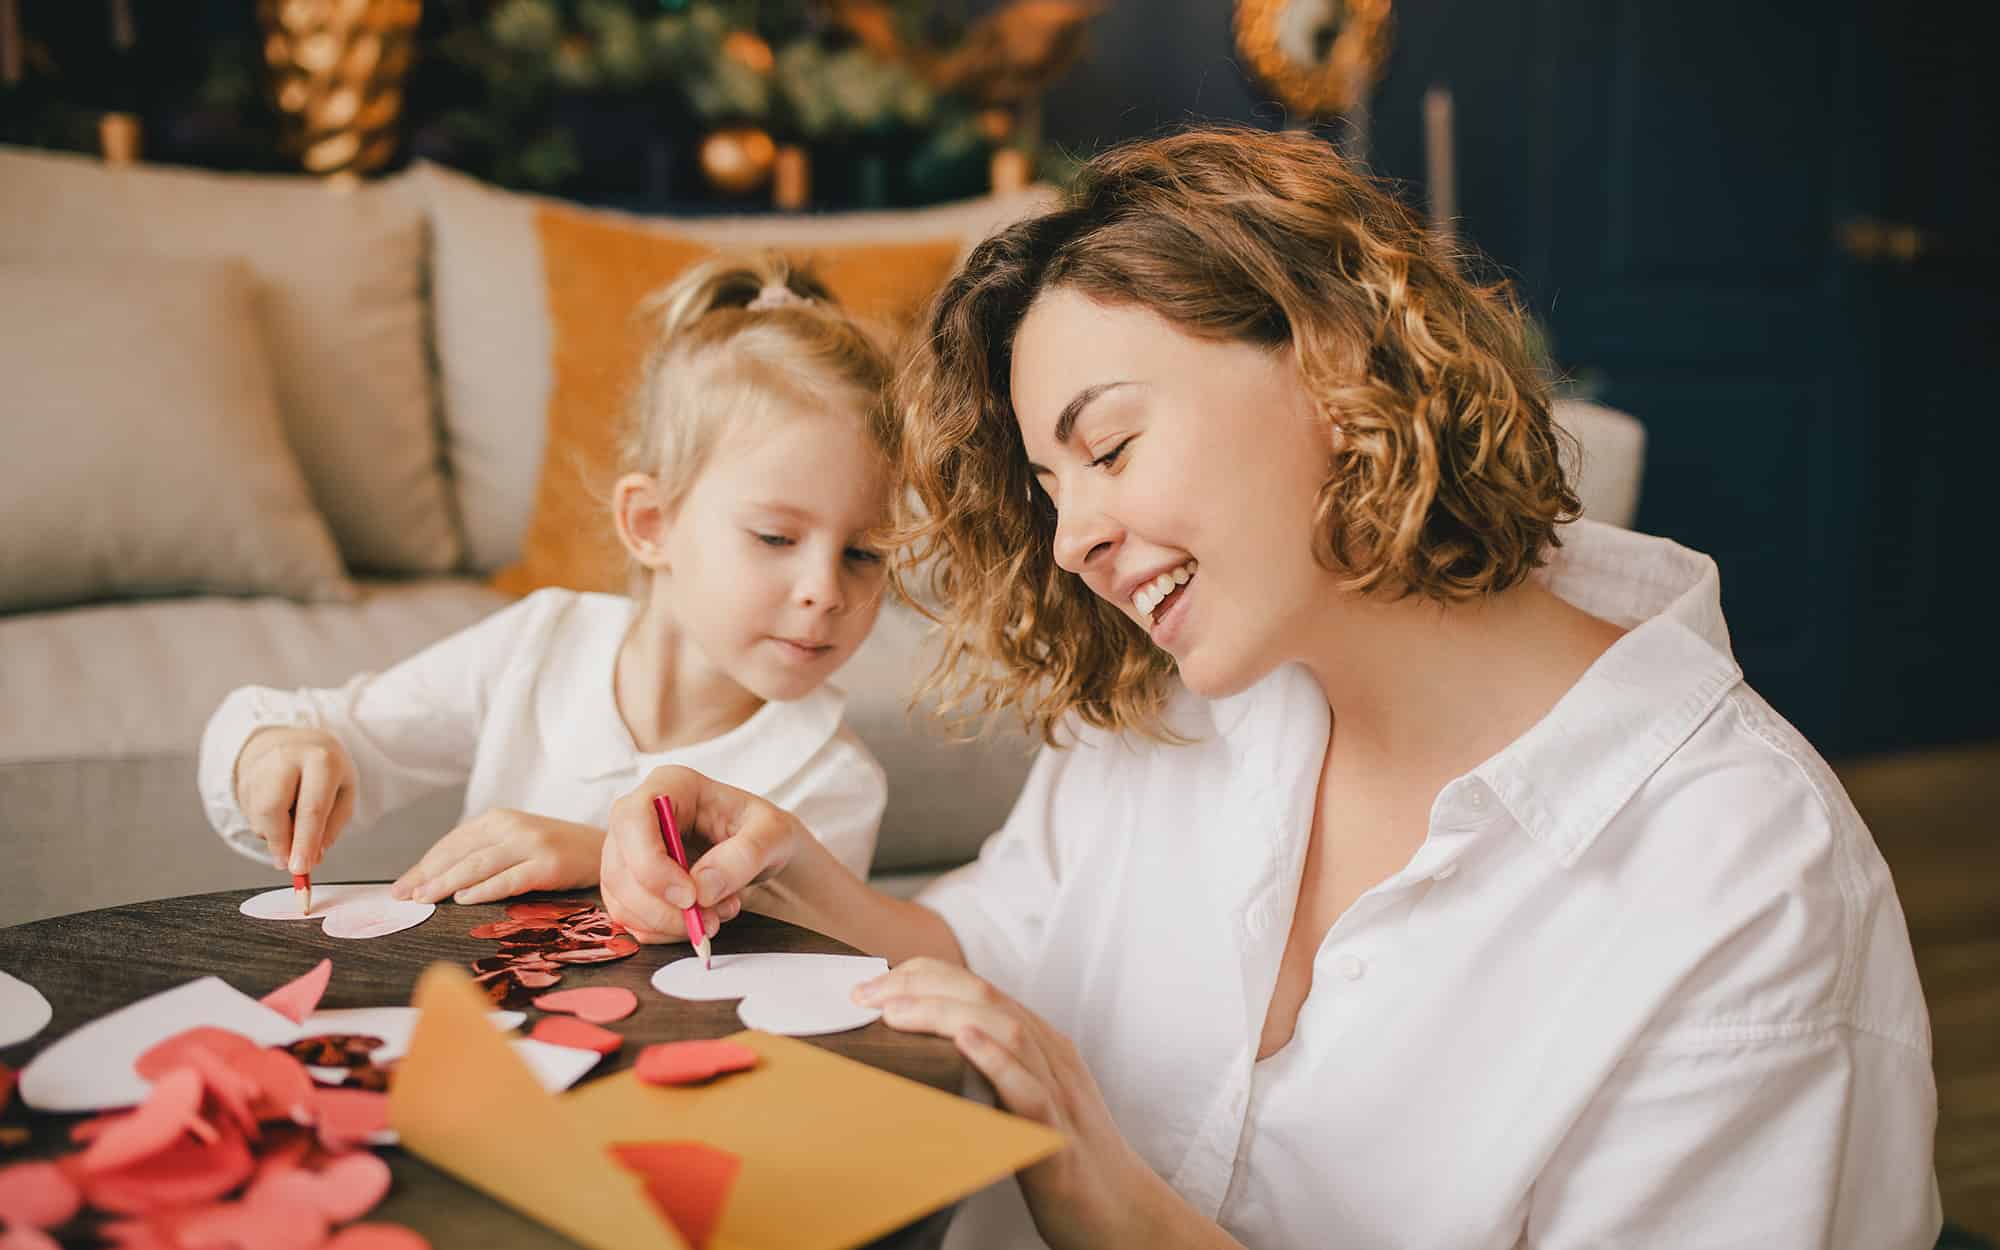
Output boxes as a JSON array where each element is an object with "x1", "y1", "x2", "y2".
[
  {"x1": 649, "y1": 953, "x2": 888, "y2": 1037},
  {"x1": 239, "y1": 885, "x2": 434, "y2": 941}
]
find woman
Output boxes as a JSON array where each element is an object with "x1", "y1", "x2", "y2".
[{"x1": 599, "y1": 127, "x2": 1938, "y2": 1248}]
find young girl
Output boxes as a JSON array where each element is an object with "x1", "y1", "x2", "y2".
[
  {"x1": 198, "y1": 255, "x2": 895, "y2": 915},
  {"x1": 598, "y1": 129, "x2": 1939, "y2": 1248}
]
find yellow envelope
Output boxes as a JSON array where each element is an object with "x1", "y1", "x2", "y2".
[{"x1": 390, "y1": 964, "x2": 1065, "y2": 1250}]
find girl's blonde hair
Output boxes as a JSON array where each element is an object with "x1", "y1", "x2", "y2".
[
  {"x1": 620, "y1": 253, "x2": 898, "y2": 548},
  {"x1": 893, "y1": 126, "x2": 1579, "y2": 744}
]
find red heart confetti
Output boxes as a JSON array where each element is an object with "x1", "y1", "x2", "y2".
[
  {"x1": 467, "y1": 899, "x2": 637, "y2": 1009},
  {"x1": 634, "y1": 1041, "x2": 760, "y2": 1087}
]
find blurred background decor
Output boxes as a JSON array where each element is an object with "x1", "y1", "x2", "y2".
[
  {"x1": 0, "y1": 0, "x2": 1097, "y2": 208},
  {"x1": 258, "y1": 0, "x2": 423, "y2": 182},
  {"x1": 1234, "y1": 0, "x2": 1392, "y2": 123}
]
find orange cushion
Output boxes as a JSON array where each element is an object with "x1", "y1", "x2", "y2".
[{"x1": 492, "y1": 203, "x2": 963, "y2": 597}]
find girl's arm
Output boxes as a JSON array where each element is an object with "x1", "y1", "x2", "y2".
[{"x1": 197, "y1": 593, "x2": 551, "y2": 864}]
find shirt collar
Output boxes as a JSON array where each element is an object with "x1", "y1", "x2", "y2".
[
  {"x1": 536, "y1": 593, "x2": 848, "y2": 789},
  {"x1": 1471, "y1": 520, "x2": 1743, "y2": 866}
]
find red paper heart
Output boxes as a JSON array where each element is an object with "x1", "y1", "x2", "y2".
[
  {"x1": 323, "y1": 1223, "x2": 432, "y2": 1250},
  {"x1": 634, "y1": 1041, "x2": 760, "y2": 1087},
  {"x1": 244, "y1": 1149, "x2": 392, "y2": 1223},
  {"x1": 259, "y1": 958, "x2": 333, "y2": 1025},
  {"x1": 528, "y1": 1016, "x2": 623, "y2": 1055},
  {"x1": 608, "y1": 1141, "x2": 741, "y2": 1250},
  {"x1": 135, "y1": 1026, "x2": 264, "y2": 1080},
  {"x1": 0, "y1": 1159, "x2": 82, "y2": 1229},
  {"x1": 76, "y1": 1122, "x2": 256, "y2": 1216},
  {"x1": 306, "y1": 1088, "x2": 391, "y2": 1151},
  {"x1": 531, "y1": 986, "x2": 639, "y2": 1024},
  {"x1": 78, "y1": 1068, "x2": 208, "y2": 1175}
]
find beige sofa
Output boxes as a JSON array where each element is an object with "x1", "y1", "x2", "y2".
[{"x1": 0, "y1": 144, "x2": 1645, "y2": 928}]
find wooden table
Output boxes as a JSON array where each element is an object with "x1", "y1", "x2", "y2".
[{"x1": 0, "y1": 887, "x2": 966, "y2": 1249}]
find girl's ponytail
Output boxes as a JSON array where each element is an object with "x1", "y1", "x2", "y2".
[{"x1": 638, "y1": 253, "x2": 835, "y2": 347}]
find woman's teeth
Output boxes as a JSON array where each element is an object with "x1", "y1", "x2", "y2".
[{"x1": 1134, "y1": 561, "x2": 1197, "y2": 623}]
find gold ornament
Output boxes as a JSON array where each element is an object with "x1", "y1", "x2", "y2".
[
  {"x1": 258, "y1": 0, "x2": 422, "y2": 180},
  {"x1": 699, "y1": 127, "x2": 778, "y2": 196}
]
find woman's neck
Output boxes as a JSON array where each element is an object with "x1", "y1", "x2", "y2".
[
  {"x1": 615, "y1": 598, "x2": 765, "y2": 755},
  {"x1": 1296, "y1": 580, "x2": 1626, "y2": 784}
]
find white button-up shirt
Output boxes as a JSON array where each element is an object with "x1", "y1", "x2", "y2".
[
  {"x1": 920, "y1": 520, "x2": 1939, "y2": 1249},
  {"x1": 199, "y1": 588, "x2": 885, "y2": 877}
]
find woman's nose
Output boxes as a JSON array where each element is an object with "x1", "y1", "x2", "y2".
[{"x1": 1051, "y1": 505, "x2": 1120, "y2": 575}]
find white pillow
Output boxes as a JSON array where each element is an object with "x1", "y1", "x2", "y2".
[
  {"x1": 0, "y1": 145, "x2": 460, "y2": 575},
  {"x1": 0, "y1": 255, "x2": 353, "y2": 610},
  {"x1": 407, "y1": 160, "x2": 1060, "y2": 572}
]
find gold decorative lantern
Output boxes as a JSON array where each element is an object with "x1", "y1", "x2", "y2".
[
  {"x1": 1234, "y1": 0, "x2": 1392, "y2": 120},
  {"x1": 258, "y1": 0, "x2": 422, "y2": 182}
]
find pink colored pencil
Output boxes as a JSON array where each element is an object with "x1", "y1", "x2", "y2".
[{"x1": 652, "y1": 795, "x2": 711, "y2": 969}]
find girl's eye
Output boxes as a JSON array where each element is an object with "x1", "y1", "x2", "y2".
[
  {"x1": 845, "y1": 547, "x2": 883, "y2": 565},
  {"x1": 1087, "y1": 437, "x2": 1133, "y2": 470},
  {"x1": 753, "y1": 532, "x2": 794, "y2": 548}
]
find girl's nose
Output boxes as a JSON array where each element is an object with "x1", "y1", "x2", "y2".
[{"x1": 796, "y1": 559, "x2": 845, "y2": 612}]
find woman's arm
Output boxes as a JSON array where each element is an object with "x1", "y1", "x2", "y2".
[{"x1": 600, "y1": 764, "x2": 963, "y2": 965}]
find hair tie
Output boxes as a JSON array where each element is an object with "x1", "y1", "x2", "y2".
[{"x1": 747, "y1": 283, "x2": 810, "y2": 312}]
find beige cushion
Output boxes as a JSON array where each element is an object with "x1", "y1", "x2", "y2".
[
  {"x1": 408, "y1": 160, "x2": 1061, "y2": 571},
  {"x1": 0, "y1": 254, "x2": 353, "y2": 611},
  {"x1": 0, "y1": 145, "x2": 459, "y2": 574}
]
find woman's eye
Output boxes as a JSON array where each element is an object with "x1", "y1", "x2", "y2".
[
  {"x1": 1087, "y1": 437, "x2": 1132, "y2": 470},
  {"x1": 845, "y1": 547, "x2": 884, "y2": 565},
  {"x1": 753, "y1": 532, "x2": 794, "y2": 548}
]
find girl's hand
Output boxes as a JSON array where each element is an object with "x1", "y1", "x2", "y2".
[
  {"x1": 599, "y1": 765, "x2": 803, "y2": 944},
  {"x1": 234, "y1": 727, "x2": 358, "y2": 876},
  {"x1": 853, "y1": 960, "x2": 1190, "y2": 1250},
  {"x1": 390, "y1": 809, "x2": 604, "y2": 905}
]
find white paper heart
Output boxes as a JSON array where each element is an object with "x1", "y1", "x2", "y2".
[
  {"x1": 650, "y1": 952, "x2": 888, "y2": 1037},
  {"x1": 19, "y1": 977, "x2": 298, "y2": 1112},
  {"x1": 0, "y1": 968, "x2": 53, "y2": 1047},
  {"x1": 239, "y1": 883, "x2": 434, "y2": 940}
]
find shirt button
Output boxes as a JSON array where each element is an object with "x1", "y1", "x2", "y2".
[
  {"x1": 1335, "y1": 954, "x2": 1365, "y2": 981},
  {"x1": 1468, "y1": 788, "x2": 1487, "y2": 810}
]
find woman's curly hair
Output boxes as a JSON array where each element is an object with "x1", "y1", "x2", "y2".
[{"x1": 892, "y1": 125, "x2": 1578, "y2": 744}]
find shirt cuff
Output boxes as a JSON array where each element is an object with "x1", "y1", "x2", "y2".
[{"x1": 197, "y1": 687, "x2": 319, "y2": 865}]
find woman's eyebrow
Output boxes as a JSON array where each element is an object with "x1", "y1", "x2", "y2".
[{"x1": 1052, "y1": 381, "x2": 1133, "y2": 445}]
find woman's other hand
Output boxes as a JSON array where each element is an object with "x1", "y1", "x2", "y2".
[
  {"x1": 599, "y1": 765, "x2": 805, "y2": 944},
  {"x1": 853, "y1": 959, "x2": 1185, "y2": 1250},
  {"x1": 390, "y1": 809, "x2": 604, "y2": 904},
  {"x1": 233, "y1": 726, "x2": 357, "y2": 877}
]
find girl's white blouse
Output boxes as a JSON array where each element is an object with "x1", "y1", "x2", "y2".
[
  {"x1": 199, "y1": 588, "x2": 885, "y2": 879},
  {"x1": 920, "y1": 520, "x2": 1939, "y2": 1250}
]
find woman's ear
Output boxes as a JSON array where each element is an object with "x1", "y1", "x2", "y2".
[{"x1": 613, "y1": 472, "x2": 674, "y2": 570}]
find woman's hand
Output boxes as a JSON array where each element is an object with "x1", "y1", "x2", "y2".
[
  {"x1": 390, "y1": 809, "x2": 604, "y2": 904},
  {"x1": 598, "y1": 765, "x2": 806, "y2": 944},
  {"x1": 234, "y1": 727, "x2": 358, "y2": 876},
  {"x1": 853, "y1": 959, "x2": 1201, "y2": 1250}
]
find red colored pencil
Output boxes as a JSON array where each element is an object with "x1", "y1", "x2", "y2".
[
  {"x1": 651, "y1": 795, "x2": 711, "y2": 969},
  {"x1": 292, "y1": 872, "x2": 312, "y2": 916}
]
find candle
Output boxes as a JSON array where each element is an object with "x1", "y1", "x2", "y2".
[
  {"x1": 1423, "y1": 84, "x2": 1457, "y2": 239},
  {"x1": 2, "y1": 0, "x2": 22, "y2": 86}
]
